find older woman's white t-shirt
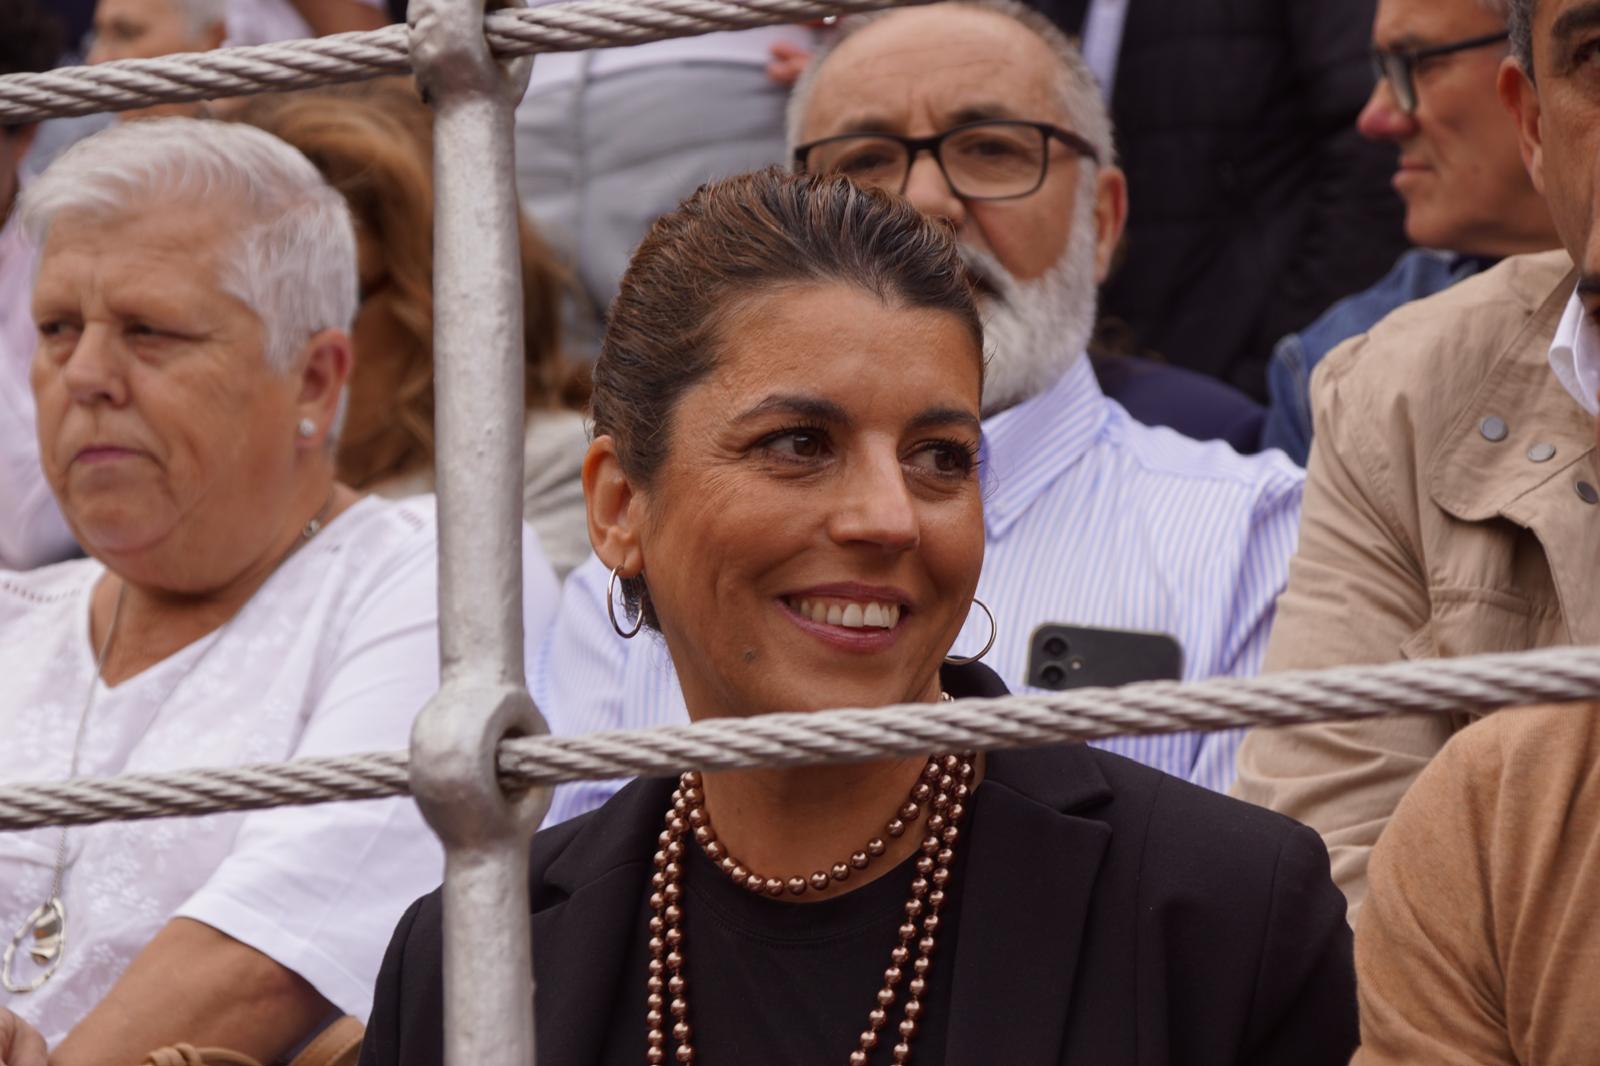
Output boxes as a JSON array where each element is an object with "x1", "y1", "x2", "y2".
[{"x1": 0, "y1": 496, "x2": 560, "y2": 1043}]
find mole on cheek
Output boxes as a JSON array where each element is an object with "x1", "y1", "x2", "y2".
[{"x1": 742, "y1": 648, "x2": 758, "y2": 664}]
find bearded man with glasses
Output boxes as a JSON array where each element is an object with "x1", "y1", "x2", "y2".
[{"x1": 527, "y1": 0, "x2": 1308, "y2": 828}]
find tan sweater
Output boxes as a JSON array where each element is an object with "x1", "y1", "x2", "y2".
[{"x1": 1352, "y1": 702, "x2": 1600, "y2": 1065}]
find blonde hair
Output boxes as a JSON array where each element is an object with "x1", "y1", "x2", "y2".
[{"x1": 234, "y1": 79, "x2": 579, "y2": 489}]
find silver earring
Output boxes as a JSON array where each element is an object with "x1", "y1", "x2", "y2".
[
  {"x1": 943, "y1": 597, "x2": 997, "y2": 666},
  {"x1": 607, "y1": 564, "x2": 645, "y2": 639},
  {"x1": 296, "y1": 418, "x2": 316, "y2": 439}
]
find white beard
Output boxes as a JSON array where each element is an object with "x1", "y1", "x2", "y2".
[{"x1": 962, "y1": 194, "x2": 1100, "y2": 417}]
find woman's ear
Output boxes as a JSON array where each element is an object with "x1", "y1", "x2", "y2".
[
  {"x1": 294, "y1": 328, "x2": 355, "y2": 450},
  {"x1": 583, "y1": 435, "x2": 646, "y2": 575}
]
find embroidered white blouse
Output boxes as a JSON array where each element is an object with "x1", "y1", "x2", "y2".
[{"x1": 0, "y1": 496, "x2": 561, "y2": 1043}]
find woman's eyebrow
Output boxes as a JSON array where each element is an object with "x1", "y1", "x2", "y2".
[
  {"x1": 734, "y1": 394, "x2": 852, "y2": 426},
  {"x1": 907, "y1": 407, "x2": 982, "y2": 434}
]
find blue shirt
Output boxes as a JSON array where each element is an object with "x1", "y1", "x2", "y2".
[
  {"x1": 530, "y1": 356, "x2": 1305, "y2": 823},
  {"x1": 1262, "y1": 249, "x2": 1494, "y2": 465}
]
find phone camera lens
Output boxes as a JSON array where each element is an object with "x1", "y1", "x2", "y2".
[
  {"x1": 1041, "y1": 664, "x2": 1066, "y2": 687},
  {"x1": 1042, "y1": 636, "x2": 1068, "y2": 658}
]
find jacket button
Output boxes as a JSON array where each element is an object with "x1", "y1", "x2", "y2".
[
  {"x1": 1528, "y1": 443, "x2": 1557, "y2": 463},
  {"x1": 1479, "y1": 416, "x2": 1509, "y2": 442},
  {"x1": 1578, "y1": 481, "x2": 1599, "y2": 505}
]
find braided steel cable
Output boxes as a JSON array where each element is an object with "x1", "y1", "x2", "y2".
[
  {"x1": 0, "y1": 0, "x2": 908, "y2": 124},
  {"x1": 1, "y1": 645, "x2": 1597, "y2": 831}
]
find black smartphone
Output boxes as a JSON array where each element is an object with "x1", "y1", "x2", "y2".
[{"x1": 1025, "y1": 624, "x2": 1184, "y2": 691}]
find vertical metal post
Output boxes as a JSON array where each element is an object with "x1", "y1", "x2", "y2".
[{"x1": 406, "y1": 4, "x2": 548, "y2": 1066}]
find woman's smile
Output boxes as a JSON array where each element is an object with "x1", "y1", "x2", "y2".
[{"x1": 778, "y1": 582, "x2": 912, "y2": 653}]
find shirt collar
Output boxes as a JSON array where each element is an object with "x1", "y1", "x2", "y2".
[
  {"x1": 1547, "y1": 289, "x2": 1600, "y2": 417},
  {"x1": 978, "y1": 353, "x2": 1107, "y2": 539}
]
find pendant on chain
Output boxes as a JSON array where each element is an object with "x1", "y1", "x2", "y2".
[{"x1": 3, "y1": 897, "x2": 67, "y2": 993}]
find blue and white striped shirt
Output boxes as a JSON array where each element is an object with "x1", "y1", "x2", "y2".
[{"x1": 531, "y1": 356, "x2": 1304, "y2": 823}]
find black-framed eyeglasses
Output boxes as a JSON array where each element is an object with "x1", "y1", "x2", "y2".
[
  {"x1": 793, "y1": 120, "x2": 1100, "y2": 202},
  {"x1": 1371, "y1": 31, "x2": 1509, "y2": 115}
]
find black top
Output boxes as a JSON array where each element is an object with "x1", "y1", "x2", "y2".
[
  {"x1": 361, "y1": 662, "x2": 1359, "y2": 1066},
  {"x1": 595, "y1": 830, "x2": 969, "y2": 1064}
]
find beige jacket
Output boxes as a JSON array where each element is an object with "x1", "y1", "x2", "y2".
[
  {"x1": 1233, "y1": 250, "x2": 1600, "y2": 916},
  {"x1": 1351, "y1": 702, "x2": 1600, "y2": 1066}
]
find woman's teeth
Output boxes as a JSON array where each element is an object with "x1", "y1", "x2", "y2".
[{"x1": 789, "y1": 598, "x2": 901, "y2": 629}]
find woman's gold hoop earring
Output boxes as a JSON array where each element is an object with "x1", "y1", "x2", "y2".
[
  {"x1": 607, "y1": 564, "x2": 645, "y2": 640},
  {"x1": 943, "y1": 597, "x2": 997, "y2": 666}
]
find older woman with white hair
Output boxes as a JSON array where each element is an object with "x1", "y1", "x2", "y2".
[{"x1": 0, "y1": 118, "x2": 560, "y2": 1064}]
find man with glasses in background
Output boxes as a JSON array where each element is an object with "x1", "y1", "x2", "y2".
[
  {"x1": 1234, "y1": 0, "x2": 1583, "y2": 921},
  {"x1": 1261, "y1": 0, "x2": 1559, "y2": 464},
  {"x1": 529, "y1": 0, "x2": 1305, "y2": 827}
]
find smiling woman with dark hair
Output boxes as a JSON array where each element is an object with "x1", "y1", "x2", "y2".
[{"x1": 362, "y1": 168, "x2": 1359, "y2": 1066}]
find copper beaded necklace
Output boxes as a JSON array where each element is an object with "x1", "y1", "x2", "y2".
[{"x1": 646, "y1": 748, "x2": 977, "y2": 1065}]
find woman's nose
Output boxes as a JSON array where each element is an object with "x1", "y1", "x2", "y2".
[
  {"x1": 1357, "y1": 78, "x2": 1417, "y2": 144},
  {"x1": 59, "y1": 326, "x2": 130, "y2": 407},
  {"x1": 828, "y1": 454, "x2": 921, "y2": 552}
]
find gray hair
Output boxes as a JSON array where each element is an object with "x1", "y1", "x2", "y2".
[
  {"x1": 20, "y1": 118, "x2": 358, "y2": 381},
  {"x1": 785, "y1": 0, "x2": 1116, "y2": 169},
  {"x1": 1507, "y1": 0, "x2": 1534, "y2": 71}
]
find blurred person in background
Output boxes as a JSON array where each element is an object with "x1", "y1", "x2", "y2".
[
  {"x1": 1022, "y1": 0, "x2": 1408, "y2": 400},
  {"x1": 236, "y1": 80, "x2": 593, "y2": 577},
  {"x1": 15, "y1": 0, "x2": 108, "y2": 183},
  {"x1": 87, "y1": 0, "x2": 225, "y2": 64},
  {"x1": 0, "y1": 0, "x2": 78, "y2": 571},
  {"x1": 1261, "y1": 0, "x2": 1560, "y2": 464},
  {"x1": 86, "y1": 0, "x2": 226, "y2": 120},
  {"x1": 1233, "y1": 0, "x2": 1597, "y2": 920},
  {"x1": 0, "y1": 118, "x2": 559, "y2": 1062},
  {"x1": 510, "y1": 21, "x2": 819, "y2": 360}
]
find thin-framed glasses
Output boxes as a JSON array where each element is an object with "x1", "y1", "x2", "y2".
[
  {"x1": 1371, "y1": 30, "x2": 1509, "y2": 115},
  {"x1": 793, "y1": 120, "x2": 1101, "y2": 202}
]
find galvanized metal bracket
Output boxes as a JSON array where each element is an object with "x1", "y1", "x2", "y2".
[
  {"x1": 410, "y1": 0, "x2": 533, "y2": 105},
  {"x1": 406, "y1": 0, "x2": 548, "y2": 1063},
  {"x1": 410, "y1": 683, "x2": 551, "y2": 853}
]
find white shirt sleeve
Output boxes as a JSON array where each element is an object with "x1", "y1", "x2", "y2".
[
  {"x1": 175, "y1": 518, "x2": 561, "y2": 1019},
  {"x1": 532, "y1": 552, "x2": 686, "y2": 825}
]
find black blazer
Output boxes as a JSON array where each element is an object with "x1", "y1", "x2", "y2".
[{"x1": 362, "y1": 667, "x2": 1357, "y2": 1065}]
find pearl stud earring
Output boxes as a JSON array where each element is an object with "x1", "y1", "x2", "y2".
[{"x1": 297, "y1": 418, "x2": 316, "y2": 439}]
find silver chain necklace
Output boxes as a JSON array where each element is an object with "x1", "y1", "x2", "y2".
[{"x1": 1, "y1": 497, "x2": 335, "y2": 994}]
